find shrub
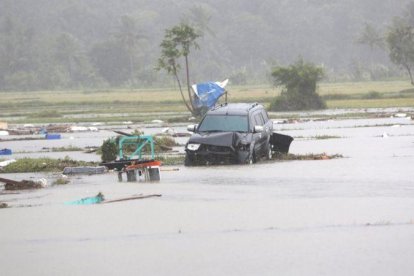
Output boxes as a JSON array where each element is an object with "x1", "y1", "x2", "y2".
[
  {"x1": 1, "y1": 157, "x2": 96, "y2": 173},
  {"x1": 269, "y1": 59, "x2": 326, "y2": 111},
  {"x1": 101, "y1": 139, "x2": 117, "y2": 162},
  {"x1": 362, "y1": 91, "x2": 382, "y2": 99}
]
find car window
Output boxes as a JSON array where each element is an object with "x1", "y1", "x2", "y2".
[
  {"x1": 198, "y1": 115, "x2": 248, "y2": 132},
  {"x1": 261, "y1": 110, "x2": 269, "y2": 123},
  {"x1": 254, "y1": 113, "x2": 264, "y2": 126}
]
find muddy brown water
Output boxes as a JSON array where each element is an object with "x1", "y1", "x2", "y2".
[{"x1": 1, "y1": 116, "x2": 414, "y2": 275}]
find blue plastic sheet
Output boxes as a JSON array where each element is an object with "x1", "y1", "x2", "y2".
[
  {"x1": 65, "y1": 193, "x2": 104, "y2": 205},
  {"x1": 46, "y1": 133, "x2": 61, "y2": 140},
  {"x1": 0, "y1": 148, "x2": 12, "y2": 155},
  {"x1": 193, "y1": 82, "x2": 225, "y2": 109}
]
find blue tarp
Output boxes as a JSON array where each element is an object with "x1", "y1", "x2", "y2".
[
  {"x1": 193, "y1": 82, "x2": 225, "y2": 109},
  {"x1": 65, "y1": 193, "x2": 105, "y2": 205},
  {"x1": 0, "y1": 149, "x2": 12, "y2": 155},
  {"x1": 46, "y1": 133, "x2": 61, "y2": 140}
]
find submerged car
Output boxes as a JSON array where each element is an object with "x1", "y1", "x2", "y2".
[{"x1": 185, "y1": 103, "x2": 287, "y2": 166}]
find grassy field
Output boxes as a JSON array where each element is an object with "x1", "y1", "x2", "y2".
[{"x1": 1, "y1": 80, "x2": 413, "y2": 124}]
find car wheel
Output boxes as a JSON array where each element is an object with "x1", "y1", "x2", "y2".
[
  {"x1": 247, "y1": 151, "x2": 256, "y2": 164},
  {"x1": 266, "y1": 143, "x2": 273, "y2": 160}
]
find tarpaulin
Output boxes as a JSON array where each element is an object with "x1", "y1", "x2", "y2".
[{"x1": 192, "y1": 79, "x2": 228, "y2": 109}]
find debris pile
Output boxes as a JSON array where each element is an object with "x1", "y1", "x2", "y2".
[
  {"x1": 0, "y1": 177, "x2": 46, "y2": 191},
  {"x1": 273, "y1": 152, "x2": 343, "y2": 161},
  {"x1": 3, "y1": 123, "x2": 100, "y2": 136},
  {"x1": 63, "y1": 166, "x2": 107, "y2": 175}
]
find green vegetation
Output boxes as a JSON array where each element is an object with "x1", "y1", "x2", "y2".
[
  {"x1": 386, "y1": 6, "x2": 414, "y2": 85},
  {"x1": 154, "y1": 136, "x2": 179, "y2": 149},
  {"x1": 270, "y1": 59, "x2": 326, "y2": 111},
  {"x1": 101, "y1": 139, "x2": 118, "y2": 162},
  {"x1": 49, "y1": 146, "x2": 83, "y2": 152},
  {"x1": 1, "y1": 0, "x2": 413, "y2": 92},
  {"x1": 327, "y1": 98, "x2": 414, "y2": 109},
  {"x1": 358, "y1": 2, "x2": 414, "y2": 85},
  {"x1": 156, "y1": 155, "x2": 185, "y2": 166},
  {"x1": 0, "y1": 157, "x2": 98, "y2": 173},
  {"x1": 53, "y1": 176, "x2": 70, "y2": 185},
  {"x1": 157, "y1": 23, "x2": 201, "y2": 115},
  {"x1": 0, "y1": 81, "x2": 414, "y2": 124}
]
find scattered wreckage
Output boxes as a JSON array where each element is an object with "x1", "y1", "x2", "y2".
[
  {"x1": 0, "y1": 177, "x2": 47, "y2": 191},
  {"x1": 65, "y1": 192, "x2": 162, "y2": 205},
  {"x1": 100, "y1": 133, "x2": 161, "y2": 182},
  {"x1": 185, "y1": 103, "x2": 293, "y2": 166}
]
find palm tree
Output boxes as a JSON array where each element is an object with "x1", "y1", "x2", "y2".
[{"x1": 157, "y1": 23, "x2": 200, "y2": 115}]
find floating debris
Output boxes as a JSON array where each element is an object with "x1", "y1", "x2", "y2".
[
  {"x1": 84, "y1": 146, "x2": 100, "y2": 153},
  {"x1": 70, "y1": 126, "x2": 99, "y2": 132},
  {"x1": 70, "y1": 126, "x2": 88, "y2": 132},
  {"x1": 65, "y1": 192, "x2": 105, "y2": 205},
  {"x1": 65, "y1": 193, "x2": 161, "y2": 205},
  {"x1": 62, "y1": 166, "x2": 107, "y2": 175},
  {"x1": 162, "y1": 127, "x2": 176, "y2": 135},
  {"x1": 53, "y1": 175, "x2": 70, "y2": 185},
  {"x1": 0, "y1": 148, "x2": 12, "y2": 155},
  {"x1": 273, "y1": 152, "x2": 343, "y2": 161},
  {"x1": 0, "y1": 159, "x2": 16, "y2": 168},
  {"x1": 88, "y1": 126, "x2": 99, "y2": 132},
  {"x1": 0, "y1": 122, "x2": 8, "y2": 129},
  {"x1": 45, "y1": 133, "x2": 61, "y2": 140},
  {"x1": 159, "y1": 127, "x2": 190, "y2": 137},
  {"x1": 394, "y1": 113, "x2": 407, "y2": 118},
  {"x1": 0, "y1": 177, "x2": 45, "y2": 191},
  {"x1": 151, "y1": 119, "x2": 164, "y2": 124},
  {"x1": 102, "y1": 194, "x2": 162, "y2": 204}
]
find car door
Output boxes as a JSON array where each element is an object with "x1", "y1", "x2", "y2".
[
  {"x1": 252, "y1": 111, "x2": 267, "y2": 156},
  {"x1": 261, "y1": 109, "x2": 273, "y2": 142}
]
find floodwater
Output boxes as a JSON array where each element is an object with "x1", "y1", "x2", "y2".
[{"x1": 1, "y1": 115, "x2": 414, "y2": 275}]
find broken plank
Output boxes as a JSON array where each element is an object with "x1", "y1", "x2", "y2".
[{"x1": 101, "y1": 194, "x2": 162, "y2": 204}]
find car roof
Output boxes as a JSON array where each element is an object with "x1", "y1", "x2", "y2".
[{"x1": 207, "y1": 103, "x2": 263, "y2": 116}]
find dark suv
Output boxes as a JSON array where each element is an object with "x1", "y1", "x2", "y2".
[{"x1": 185, "y1": 103, "x2": 274, "y2": 165}]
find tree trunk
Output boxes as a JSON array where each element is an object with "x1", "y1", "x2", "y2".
[
  {"x1": 173, "y1": 64, "x2": 193, "y2": 113},
  {"x1": 404, "y1": 64, "x2": 414, "y2": 85},
  {"x1": 184, "y1": 55, "x2": 196, "y2": 112}
]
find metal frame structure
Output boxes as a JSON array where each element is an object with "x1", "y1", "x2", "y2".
[{"x1": 118, "y1": 135, "x2": 155, "y2": 160}]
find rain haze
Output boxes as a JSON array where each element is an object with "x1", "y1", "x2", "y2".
[
  {"x1": 1, "y1": 1, "x2": 414, "y2": 275},
  {"x1": 0, "y1": 0, "x2": 412, "y2": 89}
]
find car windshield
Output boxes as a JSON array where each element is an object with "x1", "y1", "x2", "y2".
[{"x1": 198, "y1": 115, "x2": 248, "y2": 132}]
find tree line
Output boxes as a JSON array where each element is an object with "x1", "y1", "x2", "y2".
[{"x1": 0, "y1": 0, "x2": 413, "y2": 91}]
